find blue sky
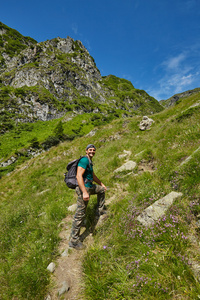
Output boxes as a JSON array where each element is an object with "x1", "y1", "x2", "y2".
[{"x1": 1, "y1": 0, "x2": 200, "y2": 100}]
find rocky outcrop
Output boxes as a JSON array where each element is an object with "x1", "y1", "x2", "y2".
[
  {"x1": 1, "y1": 37, "x2": 102, "y2": 92},
  {"x1": 0, "y1": 22, "x2": 163, "y2": 127},
  {"x1": 139, "y1": 116, "x2": 154, "y2": 130},
  {"x1": 0, "y1": 148, "x2": 45, "y2": 168},
  {"x1": 0, "y1": 35, "x2": 108, "y2": 123}
]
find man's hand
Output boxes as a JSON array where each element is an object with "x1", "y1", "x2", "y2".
[
  {"x1": 83, "y1": 191, "x2": 90, "y2": 201},
  {"x1": 101, "y1": 183, "x2": 107, "y2": 191}
]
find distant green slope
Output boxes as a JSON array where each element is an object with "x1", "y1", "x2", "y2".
[
  {"x1": 102, "y1": 75, "x2": 163, "y2": 113},
  {"x1": 160, "y1": 87, "x2": 200, "y2": 107}
]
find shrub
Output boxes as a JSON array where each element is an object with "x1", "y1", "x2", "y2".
[
  {"x1": 53, "y1": 121, "x2": 64, "y2": 140},
  {"x1": 42, "y1": 136, "x2": 60, "y2": 150},
  {"x1": 29, "y1": 137, "x2": 40, "y2": 149}
]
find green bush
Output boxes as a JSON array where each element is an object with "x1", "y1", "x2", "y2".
[
  {"x1": 53, "y1": 121, "x2": 64, "y2": 140},
  {"x1": 42, "y1": 135, "x2": 60, "y2": 150},
  {"x1": 29, "y1": 137, "x2": 40, "y2": 149}
]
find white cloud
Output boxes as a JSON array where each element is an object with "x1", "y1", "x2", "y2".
[
  {"x1": 148, "y1": 71, "x2": 199, "y2": 100},
  {"x1": 162, "y1": 72, "x2": 196, "y2": 93},
  {"x1": 148, "y1": 47, "x2": 200, "y2": 100},
  {"x1": 162, "y1": 53, "x2": 186, "y2": 70}
]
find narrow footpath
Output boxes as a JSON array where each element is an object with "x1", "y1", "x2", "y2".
[{"x1": 45, "y1": 183, "x2": 126, "y2": 300}]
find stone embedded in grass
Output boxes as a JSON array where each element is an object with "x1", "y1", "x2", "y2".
[
  {"x1": 0, "y1": 156, "x2": 17, "y2": 167},
  {"x1": 86, "y1": 129, "x2": 97, "y2": 137},
  {"x1": 118, "y1": 150, "x2": 132, "y2": 159},
  {"x1": 37, "y1": 189, "x2": 50, "y2": 195},
  {"x1": 61, "y1": 249, "x2": 69, "y2": 257},
  {"x1": 180, "y1": 146, "x2": 200, "y2": 166},
  {"x1": 58, "y1": 281, "x2": 70, "y2": 296},
  {"x1": 47, "y1": 262, "x2": 56, "y2": 273},
  {"x1": 68, "y1": 204, "x2": 77, "y2": 212},
  {"x1": 136, "y1": 191, "x2": 183, "y2": 226},
  {"x1": 37, "y1": 212, "x2": 46, "y2": 217},
  {"x1": 114, "y1": 161, "x2": 137, "y2": 173}
]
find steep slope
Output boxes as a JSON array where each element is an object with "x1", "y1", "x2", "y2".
[{"x1": 0, "y1": 90, "x2": 199, "y2": 299}]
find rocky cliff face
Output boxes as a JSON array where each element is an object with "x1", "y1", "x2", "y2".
[
  {"x1": 2, "y1": 37, "x2": 103, "y2": 95},
  {"x1": 0, "y1": 22, "x2": 163, "y2": 131}
]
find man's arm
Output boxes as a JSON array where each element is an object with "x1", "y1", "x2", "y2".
[
  {"x1": 76, "y1": 166, "x2": 90, "y2": 201},
  {"x1": 93, "y1": 172, "x2": 107, "y2": 191}
]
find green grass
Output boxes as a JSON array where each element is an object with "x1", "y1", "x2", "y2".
[
  {"x1": 0, "y1": 106, "x2": 127, "y2": 176},
  {"x1": 0, "y1": 91, "x2": 200, "y2": 299},
  {"x1": 82, "y1": 91, "x2": 200, "y2": 299}
]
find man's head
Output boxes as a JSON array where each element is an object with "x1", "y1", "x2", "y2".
[{"x1": 86, "y1": 144, "x2": 96, "y2": 159}]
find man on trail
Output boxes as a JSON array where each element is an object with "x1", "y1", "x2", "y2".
[{"x1": 69, "y1": 144, "x2": 107, "y2": 250}]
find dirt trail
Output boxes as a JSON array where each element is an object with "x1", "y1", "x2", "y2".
[
  {"x1": 46, "y1": 214, "x2": 92, "y2": 300},
  {"x1": 46, "y1": 183, "x2": 127, "y2": 300}
]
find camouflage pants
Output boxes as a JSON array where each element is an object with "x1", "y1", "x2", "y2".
[{"x1": 70, "y1": 184, "x2": 105, "y2": 244}]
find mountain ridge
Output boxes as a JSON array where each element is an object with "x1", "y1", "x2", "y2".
[
  {"x1": 160, "y1": 87, "x2": 200, "y2": 107},
  {"x1": 0, "y1": 21, "x2": 163, "y2": 133}
]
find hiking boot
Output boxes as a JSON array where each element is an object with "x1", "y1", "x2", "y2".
[{"x1": 68, "y1": 240, "x2": 86, "y2": 250}]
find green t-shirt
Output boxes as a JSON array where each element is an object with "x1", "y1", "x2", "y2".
[{"x1": 78, "y1": 156, "x2": 93, "y2": 188}]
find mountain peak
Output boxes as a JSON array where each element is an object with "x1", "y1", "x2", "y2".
[{"x1": 0, "y1": 23, "x2": 163, "y2": 133}]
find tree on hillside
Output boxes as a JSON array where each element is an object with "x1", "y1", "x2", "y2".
[{"x1": 53, "y1": 121, "x2": 64, "y2": 140}]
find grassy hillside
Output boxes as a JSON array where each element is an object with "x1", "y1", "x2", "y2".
[
  {"x1": 0, "y1": 91, "x2": 200, "y2": 299},
  {"x1": 0, "y1": 108, "x2": 126, "y2": 177}
]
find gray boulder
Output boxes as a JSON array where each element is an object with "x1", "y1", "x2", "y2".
[
  {"x1": 114, "y1": 161, "x2": 137, "y2": 173},
  {"x1": 47, "y1": 262, "x2": 56, "y2": 273},
  {"x1": 137, "y1": 192, "x2": 183, "y2": 226},
  {"x1": 58, "y1": 281, "x2": 70, "y2": 296},
  {"x1": 139, "y1": 116, "x2": 154, "y2": 130}
]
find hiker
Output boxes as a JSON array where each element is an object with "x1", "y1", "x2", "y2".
[{"x1": 69, "y1": 144, "x2": 107, "y2": 250}]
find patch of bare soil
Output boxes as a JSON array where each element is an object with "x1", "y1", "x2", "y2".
[
  {"x1": 138, "y1": 159, "x2": 156, "y2": 174},
  {"x1": 45, "y1": 183, "x2": 127, "y2": 300}
]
